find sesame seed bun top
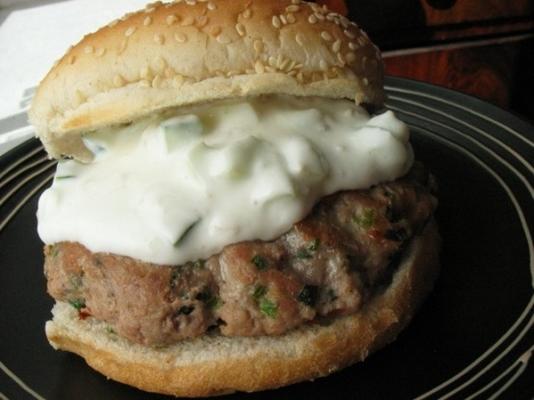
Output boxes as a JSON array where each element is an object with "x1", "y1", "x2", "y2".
[{"x1": 29, "y1": 0, "x2": 385, "y2": 161}]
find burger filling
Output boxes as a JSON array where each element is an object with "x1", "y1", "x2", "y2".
[
  {"x1": 38, "y1": 95, "x2": 413, "y2": 265},
  {"x1": 38, "y1": 95, "x2": 434, "y2": 345},
  {"x1": 44, "y1": 165, "x2": 436, "y2": 345}
]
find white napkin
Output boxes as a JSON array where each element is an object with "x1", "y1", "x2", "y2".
[{"x1": 0, "y1": 0, "x2": 148, "y2": 154}]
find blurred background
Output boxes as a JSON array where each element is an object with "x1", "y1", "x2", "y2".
[{"x1": 319, "y1": 0, "x2": 534, "y2": 121}]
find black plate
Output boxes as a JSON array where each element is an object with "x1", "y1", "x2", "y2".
[{"x1": 1, "y1": 77, "x2": 533, "y2": 400}]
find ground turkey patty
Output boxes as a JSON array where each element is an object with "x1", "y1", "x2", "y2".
[{"x1": 44, "y1": 164, "x2": 437, "y2": 346}]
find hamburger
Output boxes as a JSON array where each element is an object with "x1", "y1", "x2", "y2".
[{"x1": 29, "y1": 0, "x2": 440, "y2": 396}]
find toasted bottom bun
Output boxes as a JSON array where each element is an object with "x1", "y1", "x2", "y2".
[{"x1": 45, "y1": 219, "x2": 440, "y2": 397}]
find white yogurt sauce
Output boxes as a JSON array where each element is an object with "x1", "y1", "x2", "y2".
[{"x1": 37, "y1": 95, "x2": 413, "y2": 265}]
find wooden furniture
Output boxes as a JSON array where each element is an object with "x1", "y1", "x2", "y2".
[{"x1": 318, "y1": 0, "x2": 534, "y2": 120}]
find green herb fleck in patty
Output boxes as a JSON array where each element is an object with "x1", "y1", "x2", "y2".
[
  {"x1": 251, "y1": 254, "x2": 268, "y2": 270},
  {"x1": 353, "y1": 208, "x2": 376, "y2": 229},
  {"x1": 259, "y1": 297, "x2": 278, "y2": 318},
  {"x1": 68, "y1": 298, "x2": 86, "y2": 311},
  {"x1": 252, "y1": 285, "x2": 267, "y2": 300}
]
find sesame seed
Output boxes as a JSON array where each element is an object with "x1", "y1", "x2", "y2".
[
  {"x1": 181, "y1": 16, "x2": 194, "y2": 26},
  {"x1": 210, "y1": 26, "x2": 221, "y2": 36},
  {"x1": 125, "y1": 26, "x2": 136, "y2": 37},
  {"x1": 143, "y1": 16, "x2": 152, "y2": 26},
  {"x1": 319, "y1": 59, "x2": 328, "y2": 70},
  {"x1": 349, "y1": 42, "x2": 359, "y2": 50},
  {"x1": 292, "y1": 0, "x2": 300, "y2": 4},
  {"x1": 154, "y1": 34, "x2": 165, "y2": 45},
  {"x1": 357, "y1": 36, "x2": 366, "y2": 46},
  {"x1": 174, "y1": 32, "x2": 188, "y2": 43},
  {"x1": 265, "y1": 66, "x2": 276, "y2": 73},
  {"x1": 315, "y1": 12, "x2": 325, "y2": 21},
  {"x1": 207, "y1": 2, "x2": 216, "y2": 10},
  {"x1": 308, "y1": 14, "x2": 317, "y2": 24},
  {"x1": 173, "y1": 75, "x2": 184, "y2": 87},
  {"x1": 309, "y1": 2, "x2": 321, "y2": 12},
  {"x1": 118, "y1": 40, "x2": 127, "y2": 54},
  {"x1": 84, "y1": 45, "x2": 94, "y2": 54},
  {"x1": 340, "y1": 16, "x2": 349, "y2": 28},
  {"x1": 243, "y1": 8, "x2": 252, "y2": 19},
  {"x1": 185, "y1": 0, "x2": 196, "y2": 5},
  {"x1": 295, "y1": 33, "x2": 305, "y2": 46},
  {"x1": 294, "y1": 63, "x2": 303, "y2": 69},
  {"x1": 280, "y1": 14, "x2": 287, "y2": 24},
  {"x1": 74, "y1": 90, "x2": 85, "y2": 103},
  {"x1": 346, "y1": 52, "x2": 356, "y2": 64},
  {"x1": 164, "y1": 67, "x2": 174, "y2": 78},
  {"x1": 288, "y1": 60, "x2": 297, "y2": 70},
  {"x1": 140, "y1": 66, "x2": 150, "y2": 79},
  {"x1": 68, "y1": 55, "x2": 76, "y2": 64},
  {"x1": 95, "y1": 48, "x2": 106, "y2": 57},
  {"x1": 113, "y1": 75, "x2": 125, "y2": 87},
  {"x1": 279, "y1": 58, "x2": 289, "y2": 70},
  {"x1": 272, "y1": 15, "x2": 281, "y2": 28},
  {"x1": 268, "y1": 56, "x2": 276, "y2": 67},
  {"x1": 235, "y1": 23, "x2": 246, "y2": 36},
  {"x1": 332, "y1": 39, "x2": 341, "y2": 53},
  {"x1": 145, "y1": 7, "x2": 156, "y2": 13},
  {"x1": 363, "y1": 78, "x2": 369, "y2": 86},
  {"x1": 337, "y1": 52, "x2": 345, "y2": 66},
  {"x1": 166, "y1": 15, "x2": 177, "y2": 25},
  {"x1": 216, "y1": 34, "x2": 231, "y2": 44},
  {"x1": 155, "y1": 56, "x2": 166, "y2": 71},
  {"x1": 344, "y1": 29, "x2": 356, "y2": 39},
  {"x1": 288, "y1": 70, "x2": 297, "y2": 76},
  {"x1": 107, "y1": 19, "x2": 118, "y2": 28},
  {"x1": 286, "y1": 13, "x2": 296, "y2": 23},
  {"x1": 139, "y1": 80, "x2": 150, "y2": 88},
  {"x1": 196, "y1": 15, "x2": 209, "y2": 27},
  {"x1": 286, "y1": 4, "x2": 299, "y2": 12},
  {"x1": 321, "y1": 31, "x2": 333, "y2": 41},
  {"x1": 254, "y1": 60, "x2": 265, "y2": 74},
  {"x1": 297, "y1": 72, "x2": 304, "y2": 82},
  {"x1": 253, "y1": 40, "x2": 264, "y2": 54},
  {"x1": 152, "y1": 75, "x2": 162, "y2": 88}
]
